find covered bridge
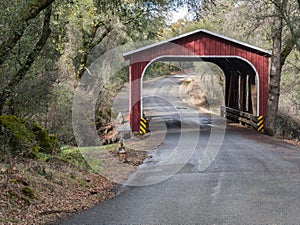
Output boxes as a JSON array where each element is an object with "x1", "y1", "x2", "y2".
[{"x1": 123, "y1": 29, "x2": 271, "y2": 132}]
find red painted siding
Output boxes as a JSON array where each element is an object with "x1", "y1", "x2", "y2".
[{"x1": 125, "y1": 31, "x2": 270, "y2": 132}]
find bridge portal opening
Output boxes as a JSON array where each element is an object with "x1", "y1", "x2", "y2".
[
  {"x1": 123, "y1": 29, "x2": 270, "y2": 132},
  {"x1": 141, "y1": 59, "x2": 226, "y2": 118},
  {"x1": 140, "y1": 57, "x2": 258, "y2": 125}
]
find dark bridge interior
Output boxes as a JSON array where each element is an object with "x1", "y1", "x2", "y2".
[{"x1": 156, "y1": 56, "x2": 257, "y2": 116}]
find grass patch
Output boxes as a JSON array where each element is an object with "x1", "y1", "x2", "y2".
[
  {"x1": 59, "y1": 144, "x2": 119, "y2": 173},
  {"x1": 0, "y1": 218, "x2": 20, "y2": 224},
  {"x1": 78, "y1": 144, "x2": 119, "y2": 153},
  {"x1": 183, "y1": 80, "x2": 191, "y2": 86}
]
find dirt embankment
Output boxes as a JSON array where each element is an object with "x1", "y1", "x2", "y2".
[
  {"x1": 179, "y1": 76, "x2": 224, "y2": 115},
  {"x1": 0, "y1": 143, "x2": 147, "y2": 225}
]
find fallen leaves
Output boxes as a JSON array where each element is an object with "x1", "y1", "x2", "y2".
[
  {"x1": 0, "y1": 160, "x2": 114, "y2": 224},
  {"x1": 0, "y1": 147, "x2": 147, "y2": 225}
]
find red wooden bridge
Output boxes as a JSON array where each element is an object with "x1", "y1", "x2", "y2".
[{"x1": 123, "y1": 29, "x2": 271, "y2": 133}]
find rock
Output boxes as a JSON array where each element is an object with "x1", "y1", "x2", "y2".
[
  {"x1": 116, "y1": 112, "x2": 124, "y2": 124},
  {"x1": 111, "y1": 133, "x2": 119, "y2": 143},
  {"x1": 116, "y1": 123, "x2": 131, "y2": 140}
]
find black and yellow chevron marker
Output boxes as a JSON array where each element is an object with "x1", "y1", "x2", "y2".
[
  {"x1": 257, "y1": 116, "x2": 264, "y2": 132},
  {"x1": 139, "y1": 117, "x2": 147, "y2": 135}
]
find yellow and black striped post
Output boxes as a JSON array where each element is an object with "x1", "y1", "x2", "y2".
[
  {"x1": 139, "y1": 117, "x2": 148, "y2": 135},
  {"x1": 257, "y1": 116, "x2": 264, "y2": 132}
]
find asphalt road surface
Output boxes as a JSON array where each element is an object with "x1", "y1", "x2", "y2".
[{"x1": 61, "y1": 75, "x2": 300, "y2": 225}]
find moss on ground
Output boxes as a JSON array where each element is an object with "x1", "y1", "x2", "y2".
[{"x1": 0, "y1": 115, "x2": 59, "y2": 161}]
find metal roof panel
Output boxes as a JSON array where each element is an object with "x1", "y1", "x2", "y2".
[{"x1": 123, "y1": 29, "x2": 271, "y2": 58}]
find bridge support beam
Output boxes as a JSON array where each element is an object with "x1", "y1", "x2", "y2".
[{"x1": 129, "y1": 62, "x2": 148, "y2": 132}]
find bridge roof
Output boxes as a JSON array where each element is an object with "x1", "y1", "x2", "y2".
[{"x1": 123, "y1": 29, "x2": 271, "y2": 59}]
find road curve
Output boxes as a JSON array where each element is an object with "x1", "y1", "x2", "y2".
[{"x1": 60, "y1": 75, "x2": 300, "y2": 225}]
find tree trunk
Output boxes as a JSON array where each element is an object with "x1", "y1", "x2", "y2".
[
  {"x1": 266, "y1": 0, "x2": 300, "y2": 135},
  {"x1": 0, "y1": 0, "x2": 55, "y2": 65},
  {"x1": 76, "y1": 24, "x2": 112, "y2": 80},
  {"x1": 0, "y1": 5, "x2": 52, "y2": 114},
  {"x1": 265, "y1": 2, "x2": 283, "y2": 135}
]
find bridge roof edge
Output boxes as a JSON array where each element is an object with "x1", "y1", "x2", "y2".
[{"x1": 123, "y1": 29, "x2": 271, "y2": 60}]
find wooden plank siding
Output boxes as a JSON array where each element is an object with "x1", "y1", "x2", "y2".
[{"x1": 124, "y1": 29, "x2": 271, "y2": 132}]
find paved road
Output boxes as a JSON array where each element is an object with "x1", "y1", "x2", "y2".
[{"x1": 61, "y1": 75, "x2": 300, "y2": 225}]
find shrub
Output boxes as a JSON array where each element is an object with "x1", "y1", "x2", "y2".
[
  {"x1": 0, "y1": 115, "x2": 38, "y2": 160},
  {"x1": 27, "y1": 121, "x2": 60, "y2": 155},
  {"x1": 277, "y1": 114, "x2": 300, "y2": 141},
  {"x1": 0, "y1": 115, "x2": 60, "y2": 162}
]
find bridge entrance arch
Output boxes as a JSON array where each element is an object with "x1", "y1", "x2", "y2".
[{"x1": 123, "y1": 29, "x2": 271, "y2": 132}]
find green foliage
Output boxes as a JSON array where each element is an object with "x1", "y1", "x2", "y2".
[
  {"x1": 22, "y1": 186, "x2": 34, "y2": 199},
  {"x1": 94, "y1": 66, "x2": 129, "y2": 129},
  {"x1": 46, "y1": 82, "x2": 74, "y2": 144},
  {"x1": 0, "y1": 115, "x2": 60, "y2": 161},
  {"x1": 164, "y1": 1, "x2": 299, "y2": 140},
  {"x1": 144, "y1": 62, "x2": 181, "y2": 78},
  {"x1": 59, "y1": 147, "x2": 91, "y2": 170},
  {"x1": 28, "y1": 121, "x2": 60, "y2": 155},
  {"x1": 277, "y1": 114, "x2": 300, "y2": 141},
  {"x1": 0, "y1": 115, "x2": 38, "y2": 160},
  {"x1": 5, "y1": 0, "x2": 296, "y2": 143},
  {"x1": 113, "y1": 66, "x2": 130, "y2": 84}
]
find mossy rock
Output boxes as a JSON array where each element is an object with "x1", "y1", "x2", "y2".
[
  {"x1": 0, "y1": 115, "x2": 32, "y2": 145},
  {"x1": 28, "y1": 121, "x2": 60, "y2": 155},
  {"x1": 0, "y1": 115, "x2": 38, "y2": 159},
  {"x1": 0, "y1": 115, "x2": 60, "y2": 160}
]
